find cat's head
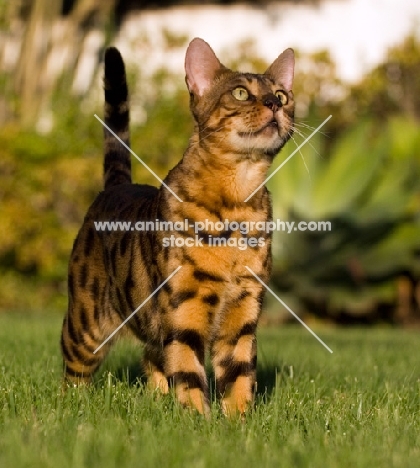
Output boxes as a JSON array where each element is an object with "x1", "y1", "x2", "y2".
[{"x1": 185, "y1": 38, "x2": 295, "y2": 159}]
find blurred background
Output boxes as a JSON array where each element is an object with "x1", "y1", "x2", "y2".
[{"x1": 1, "y1": 0, "x2": 420, "y2": 326}]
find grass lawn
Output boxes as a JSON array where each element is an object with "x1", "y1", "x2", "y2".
[{"x1": 0, "y1": 311, "x2": 419, "y2": 468}]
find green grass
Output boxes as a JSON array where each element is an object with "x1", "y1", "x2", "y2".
[{"x1": 1, "y1": 312, "x2": 419, "y2": 468}]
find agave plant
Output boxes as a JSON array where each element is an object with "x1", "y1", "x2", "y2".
[{"x1": 268, "y1": 116, "x2": 420, "y2": 324}]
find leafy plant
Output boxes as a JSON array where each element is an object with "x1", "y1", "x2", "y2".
[{"x1": 269, "y1": 116, "x2": 420, "y2": 323}]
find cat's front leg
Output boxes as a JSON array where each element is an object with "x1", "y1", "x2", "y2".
[
  {"x1": 162, "y1": 300, "x2": 210, "y2": 415},
  {"x1": 211, "y1": 287, "x2": 263, "y2": 416}
]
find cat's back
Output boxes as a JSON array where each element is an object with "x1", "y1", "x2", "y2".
[{"x1": 87, "y1": 183, "x2": 159, "y2": 222}]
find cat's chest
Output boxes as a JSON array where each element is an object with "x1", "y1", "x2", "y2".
[
  {"x1": 235, "y1": 159, "x2": 266, "y2": 185},
  {"x1": 216, "y1": 159, "x2": 270, "y2": 203}
]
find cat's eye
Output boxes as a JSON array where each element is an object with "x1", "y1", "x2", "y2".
[
  {"x1": 232, "y1": 87, "x2": 249, "y2": 101},
  {"x1": 275, "y1": 90, "x2": 288, "y2": 106}
]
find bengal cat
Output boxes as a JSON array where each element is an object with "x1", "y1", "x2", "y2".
[{"x1": 61, "y1": 38, "x2": 295, "y2": 416}]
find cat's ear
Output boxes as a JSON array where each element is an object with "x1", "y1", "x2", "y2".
[
  {"x1": 185, "y1": 38, "x2": 224, "y2": 96},
  {"x1": 265, "y1": 48, "x2": 295, "y2": 91}
]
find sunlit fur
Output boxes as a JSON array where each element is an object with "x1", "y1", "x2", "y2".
[
  {"x1": 61, "y1": 40, "x2": 295, "y2": 416},
  {"x1": 192, "y1": 73, "x2": 294, "y2": 159}
]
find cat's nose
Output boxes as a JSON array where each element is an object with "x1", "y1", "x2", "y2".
[{"x1": 263, "y1": 94, "x2": 281, "y2": 113}]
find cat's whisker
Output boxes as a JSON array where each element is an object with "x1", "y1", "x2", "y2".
[
  {"x1": 292, "y1": 125, "x2": 322, "y2": 158},
  {"x1": 294, "y1": 121, "x2": 317, "y2": 130},
  {"x1": 290, "y1": 133, "x2": 311, "y2": 178},
  {"x1": 208, "y1": 128, "x2": 230, "y2": 145},
  {"x1": 200, "y1": 123, "x2": 230, "y2": 142},
  {"x1": 246, "y1": 125, "x2": 255, "y2": 154},
  {"x1": 294, "y1": 121, "x2": 329, "y2": 137},
  {"x1": 238, "y1": 122, "x2": 254, "y2": 155},
  {"x1": 292, "y1": 126, "x2": 306, "y2": 138}
]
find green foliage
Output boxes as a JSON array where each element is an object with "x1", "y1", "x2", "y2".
[
  {"x1": 1, "y1": 313, "x2": 420, "y2": 468},
  {"x1": 0, "y1": 76, "x2": 193, "y2": 310},
  {"x1": 343, "y1": 34, "x2": 420, "y2": 122},
  {"x1": 1, "y1": 32, "x2": 420, "y2": 321},
  {"x1": 265, "y1": 35, "x2": 420, "y2": 322},
  {"x1": 269, "y1": 116, "x2": 420, "y2": 320},
  {"x1": 0, "y1": 72, "x2": 100, "y2": 307},
  {"x1": 130, "y1": 88, "x2": 192, "y2": 184}
]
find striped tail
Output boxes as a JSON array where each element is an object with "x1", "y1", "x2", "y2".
[{"x1": 103, "y1": 47, "x2": 131, "y2": 190}]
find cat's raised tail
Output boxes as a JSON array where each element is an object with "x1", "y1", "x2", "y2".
[{"x1": 103, "y1": 47, "x2": 132, "y2": 190}]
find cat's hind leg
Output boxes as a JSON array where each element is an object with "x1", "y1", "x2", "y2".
[
  {"x1": 61, "y1": 231, "x2": 117, "y2": 386},
  {"x1": 143, "y1": 342, "x2": 169, "y2": 393}
]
